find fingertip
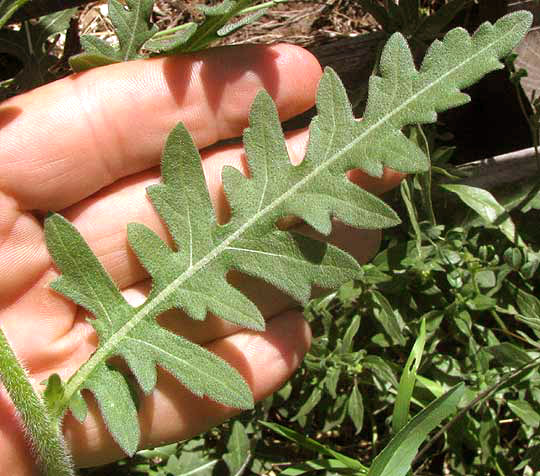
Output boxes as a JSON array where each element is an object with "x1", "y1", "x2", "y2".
[
  {"x1": 252, "y1": 311, "x2": 312, "y2": 388},
  {"x1": 348, "y1": 167, "x2": 406, "y2": 195},
  {"x1": 205, "y1": 311, "x2": 311, "y2": 401},
  {"x1": 269, "y1": 43, "x2": 323, "y2": 116}
]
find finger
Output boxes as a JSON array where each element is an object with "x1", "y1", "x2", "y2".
[
  {"x1": 0, "y1": 44, "x2": 322, "y2": 211},
  {"x1": 61, "y1": 128, "x2": 402, "y2": 291},
  {"x1": 63, "y1": 311, "x2": 311, "y2": 468}
]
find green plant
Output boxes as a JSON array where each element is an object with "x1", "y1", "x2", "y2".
[
  {"x1": 0, "y1": 8, "x2": 75, "y2": 97},
  {"x1": 243, "y1": 165, "x2": 540, "y2": 474},
  {"x1": 358, "y1": 0, "x2": 473, "y2": 44},
  {"x1": 0, "y1": 10, "x2": 533, "y2": 476},
  {"x1": 69, "y1": 0, "x2": 281, "y2": 71},
  {"x1": 0, "y1": 0, "x2": 29, "y2": 28}
]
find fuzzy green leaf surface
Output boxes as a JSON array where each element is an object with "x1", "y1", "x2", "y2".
[
  {"x1": 71, "y1": 0, "x2": 263, "y2": 67},
  {"x1": 44, "y1": 11, "x2": 532, "y2": 456},
  {"x1": 143, "y1": 0, "x2": 265, "y2": 55},
  {"x1": 223, "y1": 421, "x2": 251, "y2": 474},
  {"x1": 70, "y1": 0, "x2": 157, "y2": 71},
  {"x1": 177, "y1": 0, "x2": 255, "y2": 53}
]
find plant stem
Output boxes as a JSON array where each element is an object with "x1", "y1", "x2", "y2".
[
  {"x1": 490, "y1": 309, "x2": 509, "y2": 333},
  {"x1": 416, "y1": 125, "x2": 436, "y2": 225},
  {"x1": 152, "y1": 22, "x2": 196, "y2": 38},
  {"x1": 0, "y1": 326, "x2": 75, "y2": 476},
  {"x1": 0, "y1": 0, "x2": 30, "y2": 28},
  {"x1": 237, "y1": 0, "x2": 288, "y2": 14}
]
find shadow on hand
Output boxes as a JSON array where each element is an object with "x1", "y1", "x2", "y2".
[
  {"x1": 0, "y1": 106, "x2": 22, "y2": 129},
  {"x1": 162, "y1": 44, "x2": 281, "y2": 115}
]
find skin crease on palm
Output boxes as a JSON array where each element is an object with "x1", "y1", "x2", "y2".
[{"x1": 0, "y1": 44, "x2": 403, "y2": 475}]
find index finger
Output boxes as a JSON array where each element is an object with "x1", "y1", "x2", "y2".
[{"x1": 0, "y1": 44, "x2": 322, "y2": 211}]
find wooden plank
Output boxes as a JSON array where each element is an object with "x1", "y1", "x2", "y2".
[
  {"x1": 456, "y1": 147, "x2": 539, "y2": 189},
  {"x1": 508, "y1": 1, "x2": 540, "y2": 101}
]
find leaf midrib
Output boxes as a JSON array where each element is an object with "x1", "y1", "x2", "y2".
[
  {"x1": 119, "y1": 0, "x2": 145, "y2": 61},
  {"x1": 58, "y1": 23, "x2": 519, "y2": 415},
  {"x1": 127, "y1": 336, "x2": 242, "y2": 398}
]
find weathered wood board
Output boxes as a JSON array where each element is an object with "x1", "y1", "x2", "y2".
[{"x1": 507, "y1": 1, "x2": 540, "y2": 102}]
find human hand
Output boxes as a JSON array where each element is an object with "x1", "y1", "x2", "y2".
[{"x1": 0, "y1": 44, "x2": 401, "y2": 474}]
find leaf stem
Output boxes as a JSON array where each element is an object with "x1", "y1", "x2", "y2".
[
  {"x1": 237, "y1": 0, "x2": 288, "y2": 14},
  {"x1": 0, "y1": 326, "x2": 75, "y2": 476},
  {"x1": 0, "y1": 0, "x2": 30, "y2": 28},
  {"x1": 152, "y1": 21, "x2": 196, "y2": 38}
]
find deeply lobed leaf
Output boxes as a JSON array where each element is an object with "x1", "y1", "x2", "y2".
[
  {"x1": 71, "y1": 0, "x2": 263, "y2": 69},
  {"x1": 44, "y1": 11, "x2": 532, "y2": 455},
  {"x1": 143, "y1": 0, "x2": 265, "y2": 55},
  {"x1": 70, "y1": 0, "x2": 157, "y2": 71}
]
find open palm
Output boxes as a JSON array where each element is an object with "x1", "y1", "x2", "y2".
[{"x1": 0, "y1": 44, "x2": 400, "y2": 474}]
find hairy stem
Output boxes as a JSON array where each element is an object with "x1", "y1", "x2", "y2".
[{"x1": 0, "y1": 327, "x2": 75, "y2": 476}]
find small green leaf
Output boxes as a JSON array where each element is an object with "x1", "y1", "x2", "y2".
[
  {"x1": 441, "y1": 184, "x2": 523, "y2": 245},
  {"x1": 143, "y1": 23, "x2": 197, "y2": 53},
  {"x1": 340, "y1": 314, "x2": 361, "y2": 354},
  {"x1": 504, "y1": 248, "x2": 523, "y2": 269},
  {"x1": 368, "y1": 383, "x2": 465, "y2": 476},
  {"x1": 68, "y1": 391, "x2": 87, "y2": 423},
  {"x1": 70, "y1": 0, "x2": 157, "y2": 71},
  {"x1": 348, "y1": 383, "x2": 365, "y2": 434},
  {"x1": 223, "y1": 421, "x2": 251, "y2": 475},
  {"x1": 392, "y1": 319, "x2": 426, "y2": 433},
  {"x1": 475, "y1": 270, "x2": 496, "y2": 289},
  {"x1": 68, "y1": 52, "x2": 120, "y2": 72},
  {"x1": 324, "y1": 367, "x2": 341, "y2": 399},
  {"x1": 513, "y1": 285, "x2": 540, "y2": 322},
  {"x1": 371, "y1": 290, "x2": 406, "y2": 346},
  {"x1": 178, "y1": 0, "x2": 258, "y2": 53},
  {"x1": 165, "y1": 450, "x2": 217, "y2": 476},
  {"x1": 508, "y1": 400, "x2": 540, "y2": 428},
  {"x1": 43, "y1": 373, "x2": 64, "y2": 414},
  {"x1": 217, "y1": 9, "x2": 267, "y2": 36},
  {"x1": 466, "y1": 295, "x2": 496, "y2": 311},
  {"x1": 487, "y1": 343, "x2": 533, "y2": 368},
  {"x1": 364, "y1": 355, "x2": 399, "y2": 388},
  {"x1": 293, "y1": 387, "x2": 322, "y2": 421}
]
